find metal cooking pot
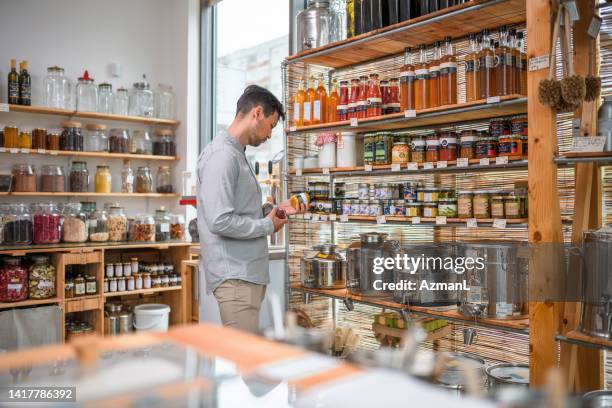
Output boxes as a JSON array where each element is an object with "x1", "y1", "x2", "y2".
[
  {"x1": 583, "y1": 390, "x2": 612, "y2": 408},
  {"x1": 301, "y1": 244, "x2": 346, "y2": 289},
  {"x1": 296, "y1": 0, "x2": 332, "y2": 52},
  {"x1": 486, "y1": 363, "x2": 529, "y2": 391},
  {"x1": 436, "y1": 351, "x2": 487, "y2": 395}
]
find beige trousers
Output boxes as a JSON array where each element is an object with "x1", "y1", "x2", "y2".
[{"x1": 213, "y1": 279, "x2": 267, "y2": 334}]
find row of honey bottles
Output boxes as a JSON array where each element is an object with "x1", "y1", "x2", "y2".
[{"x1": 292, "y1": 75, "x2": 339, "y2": 126}]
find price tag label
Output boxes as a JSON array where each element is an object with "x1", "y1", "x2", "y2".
[
  {"x1": 436, "y1": 161, "x2": 447, "y2": 168},
  {"x1": 303, "y1": 213, "x2": 312, "y2": 220},
  {"x1": 0, "y1": 103, "x2": 9, "y2": 112},
  {"x1": 495, "y1": 156, "x2": 509, "y2": 165},
  {"x1": 161, "y1": 223, "x2": 170, "y2": 233},
  {"x1": 37, "y1": 149, "x2": 46, "y2": 154},
  {"x1": 391, "y1": 163, "x2": 401, "y2": 172},
  {"x1": 289, "y1": 126, "x2": 297, "y2": 132},
  {"x1": 364, "y1": 164, "x2": 373, "y2": 172},
  {"x1": 340, "y1": 214, "x2": 349, "y2": 222},
  {"x1": 50, "y1": 150, "x2": 58, "y2": 156},
  {"x1": 529, "y1": 54, "x2": 550, "y2": 72},
  {"x1": 404, "y1": 110, "x2": 417, "y2": 118},
  {"x1": 407, "y1": 162, "x2": 419, "y2": 171},
  {"x1": 466, "y1": 218, "x2": 478, "y2": 228},
  {"x1": 411, "y1": 217, "x2": 421, "y2": 225},
  {"x1": 572, "y1": 136, "x2": 606, "y2": 153},
  {"x1": 329, "y1": 214, "x2": 337, "y2": 221},
  {"x1": 20, "y1": 148, "x2": 30, "y2": 154},
  {"x1": 296, "y1": 168, "x2": 303, "y2": 176},
  {"x1": 350, "y1": 118, "x2": 358, "y2": 127},
  {"x1": 456, "y1": 158, "x2": 469, "y2": 167},
  {"x1": 322, "y1": 167, "x2": 330, "y2": 175},
  {"x1": 311, "y1": 213, "x2": 320, "y2": 221},
  {"x1": 479, "y1": 158, "x2": 490, "y2": 166},
  {"x1": 319, "y1": 214, "x2": 328, "y2": 221},
  {"x1": 376, "y1": 215, "x2": 386, "y2": 224},
  {"x1": 9, "y1": 148, "x2": 18, "y2": 154},
  {"x1": 588, "y1": 16, "x2": 602, "y2": 38},
  {"x1": 493, "y1": 218, "x2": 507, "y2": 229},
  {"x1": 435, "y1": 216, "x2": 447, "y2": 225},
  {"x1": 423, "y1": 162, "x2": 434, "y2": 170},
  {"x1": 486, "y1": 96, "x2": 501, "y2": 104},
  {"x1": 0, "y1": 148, "x2": 5, "y2": 153}
]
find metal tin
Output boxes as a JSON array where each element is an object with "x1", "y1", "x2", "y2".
[
  {"x1": 486, "y1": 363, "x2": 529, "y2": 390},
  {"x1": 301, "y1": 244, "x2": 347, "y2": 289}
]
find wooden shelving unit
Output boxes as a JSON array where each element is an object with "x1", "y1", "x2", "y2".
[
  {"x1": 0, "y1": 148, "x2": 178, "y2": 161},
  {"x1": 0, "y1": 192, "x2": 180, "y2": 198},
  {"x1": 0, "y1": 297, "x2": 61, "y2": 310},
  {"x1": 0, "y1": 241, "x2": 193, "y2": 256},
  {"x1": 556, "y1": 330, "x2": 612, "y2": 351},
  {"x1": 291, "y1": 214, "x2": 528, "y2": 227},
  {"x1": 104, "y1": 286, "x2": 182, "y2": 298}
]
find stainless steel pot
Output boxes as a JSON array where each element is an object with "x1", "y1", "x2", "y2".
[
  {"x1": 457, "y1": 242, "x2": 528, "y2": 320},
  {"x1": 296, "y1": 1, "x2": 332, "y2": 52},
  {"x1": 301, "y1": 244, "x2": 346, "y2": 289},
  {"x1": 486, "y1": 363, "x2": 529, "y2": 391},
  {"x1": 104, "y1": 303, "x2": 121, "y2": 336},
  {"x1": 580, "y1": 226, "x2": 612, "y2": 339},
  {"x1": 583, "y1": 390, "x2": 612, "y2": 408},
  {"x1": 436, "y1": 351, "x2": 487, "y2": 394},
  {"x1": 118, "y1": 306, "x2": 133, "y2": 335}
]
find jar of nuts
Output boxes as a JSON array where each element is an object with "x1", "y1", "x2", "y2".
[
  {"x1": 130, "y1": 214, "x2": 155, "y2": 242},
  {"x1": 108, "y1": 206, "x2": 128, "y2": 242}
]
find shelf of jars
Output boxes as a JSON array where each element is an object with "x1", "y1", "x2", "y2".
[
  {"x1": 289, "y1": 284, "x2": 529, "y2": 334},
  {"x1": 104, "y1": 286, "x2": 182, "y2": 298},
  {"x1": 0, "y1": 192, "x2": 179, "y2": 198},
  {"x1": 289, "y1": 213, "x2": 527, "y2": 227},
  {"x1": 0, "y1": 148, "x2": 179, "y2": 162},
  {"x1": 2, "y1": 104, "x2": 180, "y2": 127},
  {"x1": 0, "y1": 241, "x2": 192, "y2": 256},
  {"x1": 555, "y1": 330, "x2": 612, "y2": 351},
  {"x1": 287, "y1": 0, "x2": 526, "y2": 68}
]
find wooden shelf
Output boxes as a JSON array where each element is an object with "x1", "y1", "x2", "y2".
[
  {"x1": 555, "y1": 152, "x2": 612, "y2": 166},
  {"x1": 4, "y1": 104, "x2": 180, "y2": 126},
  {"x1": 291, "y1": 284, "x2": 529, "y2": 334},
  {"x1": 287, "y1": 95, "x2": 527, "y2": 134},
  {"x1": 0, "y1": 147, "x2": 178, "y2": 161},
  {"x1": 3, "y1": 192, "x2": 179, "y2": 198},
  {"x1": 0, "y1": 297, "x2": 61, "y2": 310},
  {"x1": 286, "y1": 0, "x2": 526, "y2": 68},
  {"x1": 0, "y1": 241, "x2": 193, "y2": 255},
  {"x1": 292, "y1": 214, "x2": 528, "y2": 227},
  {"x1": 64, "y1": 295, "x2": 103, "y2": 313},
  {"x1": 556, "y1": 330, "x2": 612, "y2": 351},
  {"x1": 104, "y1": 286, "x2": 182, "y2": 298}
]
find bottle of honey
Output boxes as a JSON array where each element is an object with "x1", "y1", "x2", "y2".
[
  {"x1": 292, "y1": 78, "x2": 306, "y2": 127},
  {"x1": 415, "y1": 44, "x2": 430, "y2": 110},
  {"x1": 327, "y1": 79, "x2": 339, "y2": 123},
  {"x1": 400, "y1": 47, "x2": 415, "y2": 111},
  {"x1": 348, "y1": 78, "x2": 360, "y2": 119},
  {"x1": 367, "y1": 73, "x2": 382, "y2": 117},
  {"x1": 465, "y1": 33, "x2": 479, "y2": 103},
  {"x1": 313, "y1": 74, "x2": 327, "y2": 124},
  {"x1": 304, "y1": 76, "x2": 315, "y2": 126},
  {"x1": 495, "y1": 26, "x2": 512, "y2": 96},
  {"x1": 510, "y1": 28, "x2": 520, "y2": 96},
  {"x1": 479, "y1": 29, "x2": 495, "y2": 99},
  {"x1": 357, "y1": 75, "x2": 368, "y2": 119},
  {"x1": 517, "y1": 31, "x2": 527, "y2": 95},
  {"x1": 439, "y1": 36, "x2": 457, "y2": 106},
  {"x1": 428, "y1": 41, "x2": 441, "y2": 108}
]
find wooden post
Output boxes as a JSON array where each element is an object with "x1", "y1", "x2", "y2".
[{"x1": 527, "y1": 0, "x2": 564, "y2": 388}]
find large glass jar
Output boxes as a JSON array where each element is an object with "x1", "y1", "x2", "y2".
[
  {"x1": 112, "y1": 87, "x2": 129, "y2": 116},
  {"x1": 85, "y1": 123, "x2": 108, "y2": 152},
  {"x1": 32, "y1": 128, "x2": 47, "y2": 150},
  {"x1": 130, "y1": 130, "x2": 152, "y2": 155},
  {"x1": 0, "y1": 257, "x2": 28, "y2": 302},
  {"x1": 410, "y1": 135, "x2": 426, "y2": 163},
  {"x1": 97, "y1": 83, "x2": 113, "y2": 114},
  {"x1": 95, "y1": 165, "x2": 112, "y2": 193},
  {"x1": 32, "y1": 203, "x2": 62, "y2": 244},
  {"x1": 3, "y1": 125, "x2": 18, "y2": 148},
  {"x1": 60, "y1": 121, "x2": 83, "y2": 151},
  {"x1": 121, "y1": 160, "x2": 134, "y2": 193},
  {"x1": 0, "y1": 203, "x2": 8, "y2": 244},
  {"x1": 108, "y1": 206, "x2": 128, "y2": 242},
  {"x1": 80, "y1": 201, "x2": 96, "y2": 216},
  {"x1": 154, "y1": 207, "x2": 171, "y2": 241},
  {"x1": 128, "y1": 75, "x2": 154, "y2": 117},
  {"x1": 154, "y1": 84, "x2": 176, "y2": 119},
  {"x1": 18, "y1": 130, "x2": 32, "y2": 149},
  {"x1": 425, "y1": 133, "x2": 440, "y2": 162},
  {"x1": 473, "y1": 190, "x2": 491, "y2": 219},
  {"x1": 130, "y1": 214, "x2": 155, "y2": 242},
  {"x1": 47, "y1": 129, "x2": 61, "y2": 151},
  {"x1": 108, "y1": 128, "x2": 130, "y2": 153},
  {"x1": 153, "y1": 129, "x2": 176, "y2": 156},
  {"x1": 4, "y1": 204, "x2": 33, "y2": 244},
  {"x1": 135, "y1": 166, "x2": 153, "y2": 193},
  {"x1": 170, "y1": 214, "x2": 185, "y2": 240},
  {"x1": 374, "y1": 132, "x2": 393, "y2": 165},
  {"x1": 40, "y1": 165, "x2": 65, "y2": 192},
  {"x1": 69, "y1": 161, "x2": 89, "y2": 192},
  {"x1": 28, "y1": 255, "x2": 56, "y2": 299},
  {"x1": 62, "y1": 203, "x2": 89, "y2": 243},
  {"x1": 89, "y1": 210, "x2": 109, "y2": 242},
  {"x1": 11, "y1": 164, "x2": 36, "y2": 192},
  {"x1": 156, "y1": 166, "x2": 173, "y2": 193},
  {"x1": 43, "y1": 66, "x2": 71, "y2": 109},
  {"x1": 75, "y1": 70, "x2": 97, "y2": 112}
]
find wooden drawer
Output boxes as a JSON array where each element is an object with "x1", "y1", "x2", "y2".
[
  {"x1": 62, "y1": 251, "x2": 103, "y2": 266},
  {"x1": 64, "y1": 296, "x2": 103, "y2": 313}
]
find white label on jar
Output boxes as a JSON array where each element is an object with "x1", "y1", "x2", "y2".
[
  {"x1": 38, "y1": 280, "x2": 54, "y2": 289},
  {"x1": 404, "y1": 110, "x2": 416, "y2": 118},
  {"x1": 496, "y1": 156, "x2": 509, "y2": 165},
  {"x1": 350, "y1": 118, "x2": 358, "y2": 127},
  {"x1": 493, "y1": 218, "x2": 507, "y2": 229},
  {"x1": 468, "y1": 286, "x2": 482, "y2": 303},
  {"x1": 7, "y1": 283, "x2": 22, "y2": 291},
  {"x1": 37, "y1": 149, "x2": 46, "y2": 154},
  {"x1": 303, "y1": 102, "x2": 311, "y2": 121},
  {"x1": 466, "y1": 218, "x2": 478, "y2": 228},
  {"x1": 400, "y1": 70, "x2": 416, "y2": 78},
  {"x1": 293, "y1": 103, "x2": 300, "y2": 121},
  {"x1": 426, "y1": 139, "x2": 440, "y2": 147},
  {"x1": 313, "y1": 100, "x2": 321, "y2": 120},
  {"x1": 435, "y1": 216, "x2": 447, "y2": 225},
  {"x1": 376, "y1": 215, "x2": 386, "y2": 224},
  {"x1": 340, "y1": 214, "x2": 349, "y2": 222},
  {"x1": 437, "y1": 161, "x2": 447, "y2": 168},
  {"x1": 320, "y1": 214, "x2": 328, "y2": 221},
  {"x1": 20, "y1": 148, "x2": 30, "y2": 154},
  {"x1": 310, "y1": 213, "x2": 319, "y2": 221},
  {"x1": 161, "y1": 223, "x2": 170, "y2": 232},
  {"x1": 90, "y1": 220, "x2": 98, "y2": 228},
  {"x1": 411, "y1": 217, "x2": 421, "y2": 224},
  {"x1": 368, "y1": 97, "x2": 382, "y2": 104},
  {"x1": 486, "y1": 96, "x2": 501, "y2": 104},
  {"x1": 295, "y1": 168, "x2": 302, "y2": 176},
  {"x1": 407, "y1": 162, "x2": 419, "y2": 171},
  {"x1": 479, "y1": 158, "x2": 490, "y2": 166},
  {"x1": 416, "y1": 68, "x2": 429, "y2": 76},
  {"x1": 391, "y1": 163, "x2": 401, "y2": 172},
  {"x1": 9, "y1": 148, "x2": 18, "y2": 154},
  {"x1": 496, "y1": 302, "x2": 514, "y2": 316},
  {"x1": 0, "y1": 148, "x2": 5, "y2": 153},
  {"x1": 126, "y1": 175, "x2": 134, "y2": 184},
  {"x1": 457, "y1": 158, "x2": 469, "y2": 167},
  {"x1": 440, "y1": 62, "x2": 457, "y2": 69},
  {"x1": 423, "y1": 162, "x2": 434, "y2": 170},
  {"x1": 364, "y1": 164, "x2": 373, "y2": 172}
]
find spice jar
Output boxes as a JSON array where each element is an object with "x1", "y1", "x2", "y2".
[
  {"x1": 108, "y1": 129, "x2": 130, "y2": 153},
  {"x1": 423, "y1": 202, "x2": 438, "y2": 218},
  {"x1": 3, "y1": 126, "x2": 18, "y2": 148},
  {"x1": 134, "y1": 273, "x2": 143, "y2": 290},
  {"x1": 153, "y1": 129, "x2": 176, "y2": 156},
  {"x1": 130, "y1": 130, "x2": 153, "y2": 155},
  {"x1": 438, "y1": 198, "x2": 458, "y2": 217},
  {"x1": 406, "y1": 202, "x2": 422, "y2": 217},
  {"x1": 85, "y1": 275, "x2": 97, "y2": 295},
  {"x1": 457, "y1": 191, "x2": 474, "y2": 218},
  {"x1": 106, "y1": 263, "x2": 114, "y2": 278},
  {"x1": 498, "y1": 134, "x2": 523, "y2": 157},
  {"x1": 438, "y1": 131, "x2": 458, "y2": 161},
  {"x1": 89, "y1": 210, "x2": 109, "y2": 242},
  {"x1": 126, "y1": 276, "x2": 135, "y2": 291},
  {"x1": 11, "y1": 164, "x2": 36, "y2": 192},
  {"x1": 131, "y1": 258, "x2": 139, "y2": 274},
  {"x1": 143, "y1": 273, "x2": 152, "y2": 289},
  {"x1": 130, "y1": 214, "x2": 155, "y2": 241},
  {"x1": 491, "y1": 191, "x2": 507, "y2": 218},
  {"x1": 392, "y1": 141, "x2": 409, "y2": 164},
  {"x1": 117, "y1": 277, "x2": 126, "y2": 292},
  {"x1": 459, "y1": 130, "x2": 478, "y2": 159},
  {"x1": 136, "y1": 166, "x2": 153, "y2": 193},
  {"x1": 4, "y1": 204, "x2": 33, "y2": 244},
  {"x1": 475, "y1": 135, "x2": 498, "y2": 159},
  {"x1": 473, "y1": 190, "x2": 491, "y2": 219},
  {"x1": 93, "y1": 165, "x2": 112, "y2": 193},
  {"x1": 40, "y1": 165, "x2": 65, "y2": 192},
  {"x1": 152, "y1": 275, "x2": 161, "y2": 288},
  {"x1": 0, "y1": 257, "x2": 28, "y2": 302},
  {"x1": 60, "y1": 121, "x2": 83, "y2": 151},
  {"x1": 84, "y1": 123, "x2": 108, "y2": 152},
  {"x1": 504, "y1": 192, "x2": 523, "y2": 219},
  {"x1": 32, "y1": 203, "x2": 62, "y2": 244},
  {"x1": 109, "y1": 277, "x2": 117, "y2": 292},
  {"x1": 18, "y1": 129, "x2": 32, "y2": 149},
  {"x1": 170, "y1": 214, "x2": 185, "y2": 240},
  {"x1": 65, "y1": 278, "x2": 74, "y2": 298},
  {"x1": 46, "y1": 129, "x2": 61, "y2": 151},
  {"x1": 108, "y1": 206, "x2": 128, "y2": 241},
  {"x1": 114, "y1": 263, "x2": 123, "y2": 277},
  {"x1": 425, "y1": 133, "x2": 440, "y2": 162},
  {"x1": 156, "y1": 166, "x2": 173, "y2": 193},
  {"x1": 123, "y1": 262, "x2": 132, "y2": 277},
  {"x1": 61, "y1": 203, "x2": 88, "y2": 243},
  {"x1": 74, "y1": 275, "x2": 86, "y2": 297},
  {"x1": 69, "y1": 161, "x2": 90, "y2": 192}
]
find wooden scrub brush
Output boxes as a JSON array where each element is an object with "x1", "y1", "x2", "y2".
[
  {"x1": 538, "y1": 4, "x2": 563, "y2": 108},
  {"x1": 585, "y1": 35, "x2": 601, "y2": 101},
  {"x1": 560, "y1": 8, "x2": 586, "y2": 107}
]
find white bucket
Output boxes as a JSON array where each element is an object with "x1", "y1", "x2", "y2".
[{"x1": 133, "y1": 304, "x2": 171, "y2": 332}]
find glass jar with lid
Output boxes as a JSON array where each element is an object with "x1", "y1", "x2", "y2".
[
  {"x1": 95, "y1": 165, "x2": 112, "y2": 193},
  {"x1": 154, "y1": 84, "x2": 176, "y2": 119},
  {"x1": 153, "y1": 128, "x2": 176, "y2": 156},
  {"x1": 410, "y1": 135, "x2": 426, "y2": 163},
  {"x1": 130, "y1": 214, "x2": 155, "y2": 241},
  {"x1": 154, "y1": 207, "x2": 171, "y2": 241},
  {"x1": 130, "y1": 130, "x2": 152, "y2": 155},
  {"x1": 84, "y1": 123, "x2": 108, "y2": 152},
  {"x1": 40, "y1": 165, "x2": 65, "y2": 192},
  {"x1": 156, "y1": 166, "x2": 173, "y2": 193},
  {"x1": 28, "y1": 255, "x2": 56, "y2": 299},
  {"x1": 89, "y1": 210, "x2": 109, "y2": 242},
  {"x1": 4, "y1": 125, "x2": 18, "y2": 148},
  {"x1": 504, "y1": 191, "x2": 524, "y2": 219},
  {"x1": 97, "y1": 83, "x2": 113, "y2": 114},
  {"x1": 80, "y1": 201, "x2": 96, "y2": 216},
  {"x1": 61, "y1": 203, "x2": 88, "y2": 243},
  {"x1": 108, "y1": 129, "x2": 130, "y2": 153},
  {"x1": 11, "y1": 164, "x2": 36, "y2": 192},
  {"x1": 75, "y1": 70, "x2": 97, "y2": 112},
  {"x1": 3, "y1": 204, "x2": 33, "y2": 244},
  {"x1": 18, "y1": 129, "x2": 32, "y2": 149},
  {"x1": 47, "y1": 129, "x2": 61, "y2": 151},
  {"x1": 32, "y1": 203, "x2": 62, "y2": 244},
  {"x1": 121, "y1": 159, "x2": 134, "y2": 193},
  {"x1": 74, "y1": 275, "x2": 86, "y2": 297},
  {"x1": 391, "y1": 141, "x2": 409, "y2": 164},
  {"x1": 170, "y1": 214, "x2": 185, "y2": 240},
  {"x1": 425, "y1": 133, "x2": 440, "y2": 162},
  {"x1": 43, "y1": 66, "x2": 71, "y2": 109},
  {"x1": 108, "y1": 206, "x2": 127, "y2": 242},
  {"x1": 135, "y1": 166, "x2": 153, "y2": 193},
  {"x1": 85, "y1": 275, "x2": 97, "y2": 295},
  {"x1": 60, "y1": 121, "x2": 83, "y2": 151},
  {"x1": 490, "y1": 190, "x2": 507, "y2": 218},
  {"x1": 457, "y1": 191, "x2": 474, "y2": 218},
  {"x1": 32, "y1": 128, "x2": 47, "y2": 150},
  {"x1": 0, "y1": 257, "x2": 28, "y2": 302},
  {"x1": 69, "y1": 161, "x2": 89, "y2": 192},
  {"x1": 128, "y1": 74, "x2": 154, "y2": 117},
  {"x1": 473, "y1": 190, "x2": 491, "y2": 219},
  {"x1": 112, "y1": 87, "x2": 129, "y2": 116}
]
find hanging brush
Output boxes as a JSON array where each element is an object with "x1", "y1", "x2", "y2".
[
  {"x1": 560, "y1": 6, "x2": 586, "y2": 107},
  {"x1": 584, "y1": 33, "x2": 601, "y2": 101},
  {"x1": 538, "y1": 4, "x2": 563, "y2": 107}
]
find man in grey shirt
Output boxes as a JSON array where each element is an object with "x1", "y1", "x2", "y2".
[{"x1": 197, "y1": 85, "x2": 305, "y2": 333}]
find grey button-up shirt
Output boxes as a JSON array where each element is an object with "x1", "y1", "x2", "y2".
[{"x1": 197, "y1": 129, "x2": 274, "y2": 294}]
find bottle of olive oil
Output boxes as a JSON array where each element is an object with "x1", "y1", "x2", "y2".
[
  {"x1": 19, "y1": 60, "x2": 32, "y2": 106},
  {"x1": 7, "y1": 59, "x2": 19, "y2": 105}
]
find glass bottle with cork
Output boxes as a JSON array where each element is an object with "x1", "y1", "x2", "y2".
[
  {"x1": 19, "y1": 61, "x2": 31, "y2": 106},
  {"x1": 465, "y1": 33, "x2": 480, "y2": 103},
  {"x1": 313, "y1": 74, "x2": 327, "y2": 125},
  {"x1": 8, "y1": 59, "x2": 19, "y2": 105},
  {"x1": 400, "y1": 47, "x2": 415, "y2": 111},
  {"x1": 428, "y1": 41, "x2": 441, "y2": 108},
  {"x1": 439, "y1": 36, "x2": 457, "y2": 106},
  {"x1": 415, "y1": 44, "x2": 430, "y2": 110},
  {"x1": 478, "y1": 30, "x2": 496, "y2": 99}
]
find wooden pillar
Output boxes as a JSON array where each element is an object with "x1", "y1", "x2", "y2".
[{"x1": 527, "y1": 0, "x2": 564, "y2": 388}]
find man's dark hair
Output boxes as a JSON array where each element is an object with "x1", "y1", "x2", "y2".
[{"x1": 236, "y1": 85, "x2": 285, "y2": 121}]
